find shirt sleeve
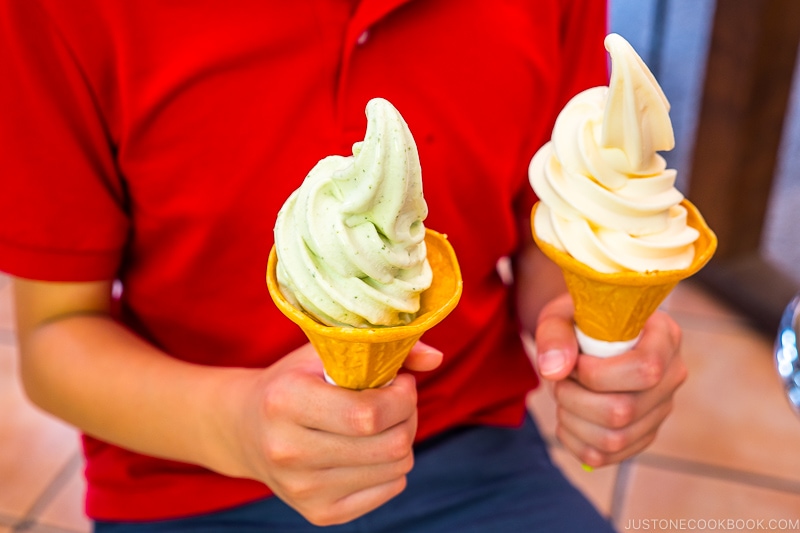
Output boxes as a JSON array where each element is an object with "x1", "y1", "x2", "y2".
[{"x1": 0, "y1": 0, "x2": 129, "y2": 281}]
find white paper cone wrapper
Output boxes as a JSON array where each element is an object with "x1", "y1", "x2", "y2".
[
  {"x1": 323, "y1": 369, "x2": 338, "y2": 386},
  {"x1": 323, "y1": 369, "x2": 393, "y2": 388},
  {"x1": 575, "y1": 326, "x2": 641, "y2": 358}
]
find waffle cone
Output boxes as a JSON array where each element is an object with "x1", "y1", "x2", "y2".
[
  {"x1": 266, "y1": 229, "x2": 462, "y2": 390},
  {"x1": 531, "y1": 200, "x2": 717, "y2": 342}
]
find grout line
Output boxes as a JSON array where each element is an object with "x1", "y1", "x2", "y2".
[
  {"x1": 636, "y1": 452, "x2": 800, "y2": 495},
  {"x1": 609, "y1": 459, "x2": 635, "y2": 526},
  {"x1": 16, "y1": 452, "x2": 83, "y2": 531},
  {"x1": 544, "y1": 434, "x2": 800, "y2": 502},
  {"x1": 14, "y1": 522, "x2": 86, "y2": 533},
  {"x1": 543, "y1": 434, "x2": 633, "y2": 523}
]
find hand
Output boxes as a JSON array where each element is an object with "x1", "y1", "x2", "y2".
[
  {"x1": 10, "y1": 274, "x2": 441, "y2": 524},
  {"x1": 215, "y1": 341, "x2": 442, "y2": 526},
  {"x1": 533, "y1": 293, "x2": 687, "y2": 467}
]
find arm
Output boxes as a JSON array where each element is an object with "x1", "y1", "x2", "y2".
[
  {"x1": 514, "y1": 232, "x2": 570, "y2": 343},
  {"x1": 14, "y1": 278, "x2": 441, "y2": 525},
  {"x1": 14, "y1": 278, "x2": 248, "y2": 473}
]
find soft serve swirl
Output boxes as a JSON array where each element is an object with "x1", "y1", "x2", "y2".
[
  {"x1": 274, "y1": 98, "x2": 432, "y2": 327},
  {"x1": 529, "y1": 33, "x2": 699, "y2": 274}
]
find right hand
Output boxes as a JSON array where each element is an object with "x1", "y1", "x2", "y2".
[
  {"x1": 216, "y1": 341, "x2": 441, "y2": 526},
  {"x1": 12, "y1": 275, "x2": 440, "y2": 526}
]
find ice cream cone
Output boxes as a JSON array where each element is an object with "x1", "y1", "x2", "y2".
[
  {"x1": 267, "y1": 229, "x2": 462, "y2": 389},
  {"x1": 531, "y1": 199, "x2": 717, "y2": 356}
]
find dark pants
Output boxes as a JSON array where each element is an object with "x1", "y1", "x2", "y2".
[{"x1": 95, "y1": 414, "x2": 616, "y2": 532}]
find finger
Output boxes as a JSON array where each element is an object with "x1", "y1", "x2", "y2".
[
  {"x1": 331, "y1": 455, "x2": 413, "y2": 503},
  {"x1": 598, "y1": 430, "x2": 660, "y2": 465},
  {"x1": 534, "y1": 293, "x2": 579, "y2": 380},
  {"x1": 557, "y1": 397, "x2": 672, "y2": 459},
  {"x1": 302, "y1": 474, "x2": 409, "y2": 526},
  {"x1": 554, "y1": 354, "x2": 686, "y2": 428},
  {"x1": 275, "y1": 457, "x2": 412, "y2": 526},
  {"x1": 265, "y1": 411, "x2": 417, "y2": 470},
  {"x1": 329, "y1": 476, "x2": 408, "y2": 524},
  {"x1": 557, "y1": 422, "x2": 660, "y2": 468},
  {"x1": 264, "y1": 371, "x2": 418, "y2": 437},
  {"x1": 403, "y1": 341, "x2": 443, "y2": 372},
  {"x1": 574, "y1": 311, "x2": 681, "y2": 392},
  {"x1": 555, "y1": 423, "x2": 605, "y2": 467}
]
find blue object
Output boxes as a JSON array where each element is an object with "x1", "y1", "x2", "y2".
[{"x1": 775, "y1": 293, "x2": 800, "y2": 416}]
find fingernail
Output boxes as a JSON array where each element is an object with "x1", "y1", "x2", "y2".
[
  {"x1": 581, "y1": 464, "x2": 594, "y2": 472},
  {"x1": 539, "y1": 349, "x2": 566, "y2": 376}
]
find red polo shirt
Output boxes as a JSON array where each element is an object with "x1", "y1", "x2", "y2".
[{"x1": 0, "y1": 0, "x2": 608, "y2": 521}]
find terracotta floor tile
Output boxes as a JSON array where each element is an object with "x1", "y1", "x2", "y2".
[
  {"x1": 645, "y1": 308, "x2": 800, "y2": 481},
  {"x1": 0, "y1": 344, "x2": 81, "y2": 518},
  {"x1": 37, "y1": 458, "x2": 91, "y2": 533},
  {"x1": 0, "y1": 514, "x2": 13, "y2": 533},
  {"x1": 661, "y1": 280, "x2": 748, "y2": 327},
  {"x1": 617, "y1": 463, "x2": 800, "y2": 529},
  {"x1": 527, "y1": 387, "x2": 557, "y2": 441}
]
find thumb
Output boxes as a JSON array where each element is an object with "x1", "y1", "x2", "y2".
[
  {"x1": 534, "y1": 293, "x2": 579, "y2": 381},
  {"x1": 403, "y1": 341, "x2": 444, "y2": 372}
]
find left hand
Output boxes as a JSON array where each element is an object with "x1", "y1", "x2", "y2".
[{"x1": 533, "y1": 293, "x2": 687, "y2": 467}]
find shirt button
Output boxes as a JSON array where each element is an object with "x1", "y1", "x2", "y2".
[{"x1": 357, "y1": 30, "x2": 369, "y2": 45}]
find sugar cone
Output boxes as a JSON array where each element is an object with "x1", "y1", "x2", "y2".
[
  {"x1": 531, "y1": 200, "x2": 717, "y2": 351},
  {"x1": 266, "y1": 229, "x2": 462, "y2": 390}
]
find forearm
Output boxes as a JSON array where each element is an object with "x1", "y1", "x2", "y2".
[
  {"x1": 11, "y1": 276, "x2": 433, "y2": 524},
  {"x1": 514, "y1": 238, "x2": 568, "y2": 335},
  {"x1": 18, "y1": 312, "x2": 253, "y2": 478}
]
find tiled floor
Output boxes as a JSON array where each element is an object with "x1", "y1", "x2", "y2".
[{"x1": 1, "y1": 273, "x2": 800, "y2": 532}]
